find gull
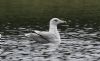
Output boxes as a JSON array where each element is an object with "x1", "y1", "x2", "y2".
[{"x1": 25, "y1": 18, "x2": 66, "y2": 51}]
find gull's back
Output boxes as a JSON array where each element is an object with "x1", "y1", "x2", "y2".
[{"x1": 25, "y1": 32, "x2": 59, "y2": 44}]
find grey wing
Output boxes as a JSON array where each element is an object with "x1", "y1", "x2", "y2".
[
  {"x1": 38, "y1": 32, "x2": 57, "y2": 39},
  {"x1": 27, "y1": 33, "x2": 56, "y2": 43},
  {"x1": 37, "y1": 32, "x2": 58, "y2": 42}
]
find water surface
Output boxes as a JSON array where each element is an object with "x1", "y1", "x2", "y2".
[{"x1": 0, "y1": 27, "x2": 100, "y2": 61}]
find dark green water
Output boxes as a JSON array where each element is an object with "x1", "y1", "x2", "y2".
[{"x1": 0, "y1": 0, "x2": 100, "y2": 30}]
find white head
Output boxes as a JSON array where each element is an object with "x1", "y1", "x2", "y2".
[{"x1": 50, "y1": 18, "x2": 66, "y2": 25}]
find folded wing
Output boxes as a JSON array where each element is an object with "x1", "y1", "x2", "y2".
[{"x1": 25, "y1": 32, "x2": 57, "y2": 44}]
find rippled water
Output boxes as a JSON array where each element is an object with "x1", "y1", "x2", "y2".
[{"x1": 0, "y1": 27, "x2": 100, "y2": 61}]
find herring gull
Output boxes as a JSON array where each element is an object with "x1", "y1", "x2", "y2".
[{"x1": 25, "y1": 18, "x2": 66, "y2": 51}]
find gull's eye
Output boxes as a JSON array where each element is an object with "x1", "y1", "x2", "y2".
[{"x1": 54, "y1": 20, "x2": 58, "y2": 22}]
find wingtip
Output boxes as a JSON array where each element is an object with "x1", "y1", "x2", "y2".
[
  {"x1": 24, "y1": 33, "x2": 30, "y2": 37},
  {"x1": 34, "y1": 30, "x2": 40, "y2": 33}
]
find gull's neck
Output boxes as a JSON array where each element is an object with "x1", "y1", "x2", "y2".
[
  {"x1": 49, "y1": 23, "x2": 57, "y2": 32},
  {"x1": 49, "y1": 23, "x2": 60, "y2": 39}
]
